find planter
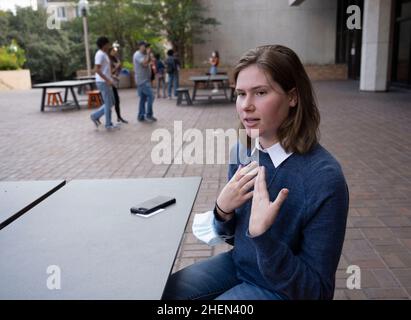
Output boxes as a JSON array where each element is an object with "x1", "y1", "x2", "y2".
[{"x1": 0, "y1": 69, "x2": 32, "y2": 90}]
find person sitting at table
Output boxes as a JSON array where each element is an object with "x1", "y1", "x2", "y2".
[
  {"x1": 209, "y1": 50, "x2": 220, "y2": 93},
  {"x1": 109, "y1": 46, "x2": 128, "y2": 124},
  {"x1": 162, "y1": 44, "x2": 349, "y2": 300},
  {"x1": 90, "y1": 36, "x2": 119, "y2": 130}
]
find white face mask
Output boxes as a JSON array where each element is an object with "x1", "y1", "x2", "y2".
[{"x1": 192, "y1": 211, "x2": 232, "y2": 246}]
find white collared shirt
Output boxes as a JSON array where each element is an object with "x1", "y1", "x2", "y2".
[{"x1": 251, "y1": 137, "x2": 293, "y2": 168}]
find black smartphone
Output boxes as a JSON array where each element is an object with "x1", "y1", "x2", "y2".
[{"x1": 130, "y1": 195, "x2": 176, "y2": 215}]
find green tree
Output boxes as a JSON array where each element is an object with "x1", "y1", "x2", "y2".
[
  {"x1": 87, "y1": 0, "x2": 162, "y2": 63},
  {"x1": 7, "y1": 7, "x2": 80, "y2": 82},
  {"x1": 152, "y1": 0, "x2": 220, "y2": 67},
  {"x1": 85, "y1": 0, "x2": 219, "y2": 67},
  {"x1": 0, "y1": 11, "x2": 12, "y2": 46}
]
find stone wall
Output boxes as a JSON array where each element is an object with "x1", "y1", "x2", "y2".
[
  {"x1": 177, "y1": 64, "x2": 348, "y2": 87},
  {"x1": 0, "y1": 70, "x2": 32, "y2": 91},
  {"x1": 78, "y1": 64, "x2": 347, "y2": 89}
]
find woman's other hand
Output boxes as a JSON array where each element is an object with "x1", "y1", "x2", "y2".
[{"x1": 249, "y1": 166, "x2": 289, "y2": 237}]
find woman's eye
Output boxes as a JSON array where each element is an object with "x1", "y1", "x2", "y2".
[
  {"x1": 256, "y1": 91, "x2": 266, "y2": 96},
  {"x1": 236, "y1": 92, "x2": 245, "y2": 97}
]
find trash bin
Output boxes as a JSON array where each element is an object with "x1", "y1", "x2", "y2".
[{"x1": 118, "y1": 69, "x2": 131, "y2": 89}]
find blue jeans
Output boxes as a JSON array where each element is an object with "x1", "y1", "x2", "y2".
[
  {"x1": 137, "y1": 81, "x2": 154, "y2": 119},
  {"x1": 162, "y1": 251, "x2": 284, "y2": 300},
  {"x1": 91, "y1": 82, "x2": 114, "y2": 128},
  {"x1": 167, "y1": 73, "x2": 179, "y2": 97}
]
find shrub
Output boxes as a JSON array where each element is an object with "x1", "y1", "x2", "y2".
[
  {"x1": 0, "y1": 40, "x2": 26, "y2": 70},
  {"x1": 122, "y1": 61, "x2": 133, "y2": 71},
  {"x1": 0, "y1": 48, "x2": 19, "y2": 70}
]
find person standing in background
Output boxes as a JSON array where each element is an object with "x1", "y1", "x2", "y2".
[
  {"x1": 155, "y1": 53, "x2": 166, "y2": 98},
  {"x1": 133, "y1": 40, "x2": 157, "y2": 122},
  {"x1": 90, "y1": 36, "x2": 119, "y2": 130},
  {"x1": 174, "y1": 52, "x2": 181, "y2": 97},
  {"x1": 150, "y1": 51, "x2": 157, "y2": 87},
  {"x1": 166, "y1": 49, "x2": 178, "y2": 99},
  {"x1": 109, "y1": 46, "x2": 128, "y2": 124}
]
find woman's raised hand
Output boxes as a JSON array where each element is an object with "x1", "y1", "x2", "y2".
[
  {"x1": 249, "y1": 166, "x2": 289, "y2": 237},
  {"x1": 215, "y1": 161, "x2": 259, "y2": 220}
]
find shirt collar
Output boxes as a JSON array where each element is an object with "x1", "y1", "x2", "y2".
[{"x1": 251, "y1": 137, "x2": 293, "y2": 168}]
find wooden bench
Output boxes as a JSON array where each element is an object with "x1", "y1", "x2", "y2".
[{"x1": 176, "y1": 88, "x2": 193, "y2": 106}]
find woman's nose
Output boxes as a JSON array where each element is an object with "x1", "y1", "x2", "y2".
[{"x1": 240, "y1": 96, "x2": 255, "y2": 111}]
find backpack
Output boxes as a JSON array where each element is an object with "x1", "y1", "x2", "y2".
[{"x1": 166, "y1": 57, "x2": 175, "y2": 74}]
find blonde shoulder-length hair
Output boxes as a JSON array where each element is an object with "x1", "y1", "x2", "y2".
[{"x1": 233, "y1": 45, "x2": 320, "y2": 154}]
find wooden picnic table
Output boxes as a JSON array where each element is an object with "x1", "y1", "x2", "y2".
[
  {"x1": 33, "y1": 80, "x2": 96, "y2": 112},
  {"x1": 189, "y1": 75, "x2": 230, "y2": 102}
]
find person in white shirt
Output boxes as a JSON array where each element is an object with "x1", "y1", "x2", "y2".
[{"x1": 90, "y1": 36, "x2": 119, "y2": 130}]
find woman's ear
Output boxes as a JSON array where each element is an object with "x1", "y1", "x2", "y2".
[{"x1": 288, "y1": 88, "x2": 298, "y2": 107}]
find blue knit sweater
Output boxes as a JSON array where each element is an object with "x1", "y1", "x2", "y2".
[{"x1": 213, "y1": 143, "x2": 349, "y2": 300}]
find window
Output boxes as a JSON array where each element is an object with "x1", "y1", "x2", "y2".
[{"x1": 57, "y1": 7, "x2": 66, "y2": 19}]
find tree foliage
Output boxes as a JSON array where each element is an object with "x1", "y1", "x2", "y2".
[
  {"x1": 2, "y1": 7, "x2": 82, "y2": 81},
  {"x1": 0, "y1": 0, "x2": 219, "y2": 81},
  {"x1": 147, "y1": 0, "x2": 220, "y2": 66}
]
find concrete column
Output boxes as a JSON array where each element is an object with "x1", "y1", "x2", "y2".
[{"x1": 360, "y1": 0, "x2": 392, "y2": 91}]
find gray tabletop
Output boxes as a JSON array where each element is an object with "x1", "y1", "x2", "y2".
[
  {"x1": 0, "y1": 180, "x2": 66, "y2": 230},
  {"x1": 33, "y1": 80, "x2": 96, "y2": 88},
  {"x1": 0, "y1": 177, "x2": 201, "y2": 299}
]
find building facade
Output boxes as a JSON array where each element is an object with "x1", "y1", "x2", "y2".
[
  {"x1": 194, "y1": 0, "x2": 410, "y2": 91},
  {"x1": 37, "y1": 0, "x2": 79, "y2": 21}
]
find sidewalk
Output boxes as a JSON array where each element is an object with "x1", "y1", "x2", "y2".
[{"x1": 0, "y1": 80, "x2": 410, "y2": 299}]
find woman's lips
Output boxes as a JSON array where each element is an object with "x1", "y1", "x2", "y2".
[{"x1": 243, "y1": 118, "x2": 260, "y2": 128}]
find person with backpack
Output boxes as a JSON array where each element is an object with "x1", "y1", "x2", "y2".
[
  {"x1": 155, "y1": 53, "x2": 166, "y2": 98},
  {"x1": 166, "y1": 49, "x2": 178, "y2": 99}
]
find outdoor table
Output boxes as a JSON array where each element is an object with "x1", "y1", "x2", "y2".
[
  {"x1": 75, "y1": 76, "x2": 95, "y2": 81},
  {"x1": 75, "y1": 76, "x2": 97, "y2": 94},
  {"x1": 190, "y1": 75, "x2": 230, "y2": 102},
  {"x1": 0, "y1": 177, "x2": 201, "y2": 299},
  {"x1": 33, "y1": 80, "x2": 96, "y2": 111},
  {"x1": 0, "y1": 180, "x2": 65, "y2": 230}
]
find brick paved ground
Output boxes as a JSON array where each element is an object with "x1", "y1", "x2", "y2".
[{"x1": 0, "y1": 81, "x2": 410, "y2": 299}]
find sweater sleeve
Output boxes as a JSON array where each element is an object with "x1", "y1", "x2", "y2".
[{"x1": 248, "y1": 164, "x2": 349, "y2": 299}]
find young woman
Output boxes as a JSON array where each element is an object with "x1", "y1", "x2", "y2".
[
  {"x1": 108, "y1": 47, "x2": 128, "y2": 124},
  {"x1": 162, "y1": 45, "x2": 349, "y2": 300}
]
